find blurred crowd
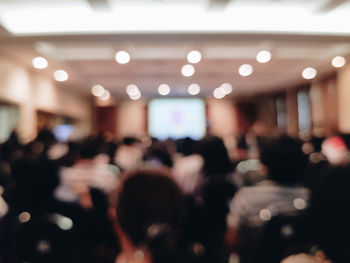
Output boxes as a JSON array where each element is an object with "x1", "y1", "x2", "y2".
[{"x1": 1, "y1": 129, "x2": 350, "y2": 263}]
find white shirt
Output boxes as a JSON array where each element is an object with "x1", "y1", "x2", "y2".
[{"x1": 227, "y1": 180, "x2": 309, "y2": 230}]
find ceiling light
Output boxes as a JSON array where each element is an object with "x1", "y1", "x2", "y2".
[
  {"x1": 213, "y1": 87, "x2": 225, "y2": 99},
  {"x1": 188, "y1": 84, "x2": 200, "y2": 95},
  {"x1": 187, "y1": 50, "x2": 202, "y2": 64},
  {"x1": 126, "y1": 84, "x2": 139, "y2": 96},
  {"x1": 256, "y1": 50, "x2": 271, "y2": 63},
  {"x1": 238, "y1": 64, "x2": 253, "y2": 77},
  {"x1": 91, "y1": 85, "x2": 105, "y2": 97},
  {"x1": 302, "y1": 67, "x2": 317, "y2": 80},
  {"x1": 115, "y1": 50, "x2": 130, "y2": 64},
  {"x1": 181, "y1": 64, "x2": 195, "y2": 77},
  {"x1": 332, "y1": 56, "x2": 346, "y2": 68},
  {"x1": 220, "y1": 83, "x2": 233, "y2": 95},
  {"x1": 53, "y1": 70, "x2": 69, "y2": 82},
  {"x1": 99, "y1": 89, "x2": 110, "y2": 101},
  {"x1": 129, "y1": 90, "x2": 141, "y2": 100},
  {"x1": 32, "y1": 57, "x2": 48, "y2": 69},
  {"x1": 158, "y1": 84, "x2": 170, "y2": 96}
]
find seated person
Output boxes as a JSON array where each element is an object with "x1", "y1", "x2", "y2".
[
  {"x1": 226, "y1": 135, "x2": 309, "y2": 263},
  {"x1": 271, "y1": 164, "x2": 350, "y2": 263},
  {"x1": 111, "y1": 169, "x2": 187, "y2": 263}
]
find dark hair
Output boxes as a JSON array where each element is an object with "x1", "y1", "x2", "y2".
[
  {"x1": 122, "y1": 137, "x2": 140, "y2": 146},
  {"x1": 308, "y1": 165, "x2": 350, "y2": 262},
  {"x1": 79, "y1": 136, "x2": 106, "y2": 159},
  {"x1": 176, "y1": 137, "x2": 196, "y2": 156},
  {"x1": 9, "y1": 156, "x2": 59, "y2": 211},
  {"x1": 144, "y1": 143, "x2": 173, "y2": 168},
  {"x1": 116, "y1": 170, "x2": 186, "y2": 263},
  {"x1": 260, "y1": 135, "x2": 308, "y2": 185},
  {"x1": 197, "y1": 136, "x2": 233, "y2": 176}
]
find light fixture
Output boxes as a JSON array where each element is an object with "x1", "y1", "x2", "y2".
[
  {"x1": 91, "y1": 85, "x2": 105, "y2": 97},
  {"x1": 220, "y1": 83, "x2": 233, "y2": 95},
  {"x1": 115, "y1": 50, "x2": 130, "y2": 64},
  {"x1": 238, "y1": 64, "x2": 253, "y2": 77},
  {"x1": 99, "y1": 89, "x2": 111, "y2": 101},
  {"x1": 129, "y1": 90, "x2": 142, "y2": 100},
  {"x1": 302, "y1": 67, "x2": 317, "y2": 80},
  {"x1": 53, "y1": 70, "x2": 69, "y2": 82},
  {"x1": 126, "y1": 84, "x2": 139, "y2": 96},
  {"x1": 256, "y1": 50, "x2": 271, "y2": 63},
  {"x1": 158, "y1": 84, "x2": 170, "y2": 96},
  {"x1": 32, "y1": 57, "x2": 48, "y2": 69},
  {"x1": 213, "y1": 87, "x2": 225, "y2": 99},
  {"x1": 332, "y1": 56, "x2": 346, "y2": 68},
  {"x1": 188, "y1": 84, "x2": 200, "y2": 95},
  {"x1": 181, "y1": 64, "x2": 195, "y2": 77},
  {"x1": 187, "y1": 50, "x2": 202, "y2": 64}
]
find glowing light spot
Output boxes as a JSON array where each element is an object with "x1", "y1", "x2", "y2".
[
  {"x1": 332, "y1": 56, "x2": 346, "y2": 68},
  {"x1": 115, "y1": 50, "x2": 130, "y2": 64},
  {"x1": 293, "y1": 198, "x2": 307, "y2": 210},
  {"x1": 238, "y1": 64, "x2": 253, "y2": 77},
  {"x1": 55, "y1": 214, "x2": 73, "y2": 230},
  {"x1": 99, "y1": 89, "x2": 110, "y2": 101},
  {"x1": 53, "y1": 70, "x2": 69, "y2": 82},
  {"x1": 91, "y1": 85, "x2": 105, "y2": 97},
  {"x1": 220, "y1": 83, "x2": 233, "y2": 95},
  {"x1": 181, "y1": 64, "x2": 195, "y2": 77},
  {"x1": 126, "y1": 84, "x2": 139, "y2": 96},
  {"x1": 302, "y1": 67, "x2": 317, "y2": 80},
  {"x1": 256, "y1": 50, "x2": 272, "y2": 63},
  {"x1": 187, "y1": 50, "x2": 202, "y2": 64},
  {"x1": 37, "y1": 240, "x2": 51, "y2": 254},
  {"x1": 158, "y1": 84, "x2": 170, "y2": 96},
  {"x1": 32, "y1": 57, "x2": 48, "y2": 69},
  {"x1": 188, "y1": 84, "x2": 200, "y2": 95},
  {"x1": 281, "y1": 224, "x2": 294, "y2": 238},
  {"x1": 213, "y1": 87, "x2": 225, "y2": 99},
  {"x1": 129, "y1": 89, "x2": 141, "y2": 100},
  {"x1": 18, "y1": 211, "x2": 31, "y2": 223},
  {"x1": 259, "y1": 209, "x2": 271, "y2": 221}
]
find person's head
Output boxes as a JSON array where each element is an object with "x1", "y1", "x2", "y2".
[
  {"x1": 123, "y1": 137, "x2": 140, "y2": 146},
  {"x1": 260, "y1": 135, "x2": 308, "y2": 185},
  {"x1": 78, "y1": 136, "x2": 106, "y2": 159},
  {"x1": 176, "y1": 137, "x2": 196, "y2": 156},
  {"x1": 321, "y1": 136, "x2": 348, "y2": 164},
  {"x1": 10, "y1": 155, "x2": 59, "y2": 209},
  {"x1": 197, "y1": 136, "x2": 233, "y2": 176},
  {"x1": 116, "y1": 170, "x2": 185, "y2": 263},
  {"x1": 144, "y1": 142, "x2": 173, "y2": 168},
  {"x1": 308, "y1": 165, "x2": 350, "y2": 262},
  {"x1": 35, "y1": 128, "x2": 57, "y2": 151}
]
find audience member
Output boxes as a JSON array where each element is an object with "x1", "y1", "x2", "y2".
[
  {"x1": 226, "y1": 135, "x2": 309, "y2": 263},
  {"x1": 1, "y1": 130, "x2": 350, "y2": 263},
  {"x1": 112, "y1": 170, "x2": 187, "y2": 263}
]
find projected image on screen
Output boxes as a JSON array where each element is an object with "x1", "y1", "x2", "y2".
[{"x1": 148, "y1": 99, "x2": 206, "y2": 140}]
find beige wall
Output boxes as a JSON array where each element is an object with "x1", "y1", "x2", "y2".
[
  {"x1": 117, "y1": 100, "x2": 147, "y2": 138},
  {"x1": 207, "y1": 98, "x2": 238, "y2": 138},
  {"x1": 338, "y1": 65, "x2": 350, "y2": 133},
  {"x1": 0, "y1": 58, "x2": 91, "y2": 142}
]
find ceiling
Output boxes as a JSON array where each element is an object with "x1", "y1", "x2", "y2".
[{"x1": 0, "y1": 0, "x2": 350, "y2": 100}]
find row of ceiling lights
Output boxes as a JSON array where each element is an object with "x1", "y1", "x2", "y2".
[
  {"x1": 114, "y1": 49, "x2": 347, "y2": 100},
  {"x1": 33, "y1": 49, "x2": 347, "y2": 101},
  {"x1": 302, "y1": 56, "x2": 347, "y2": 80},
  {"x1": 32, "y1": 57, "x2": 69, "y2": 82}
]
